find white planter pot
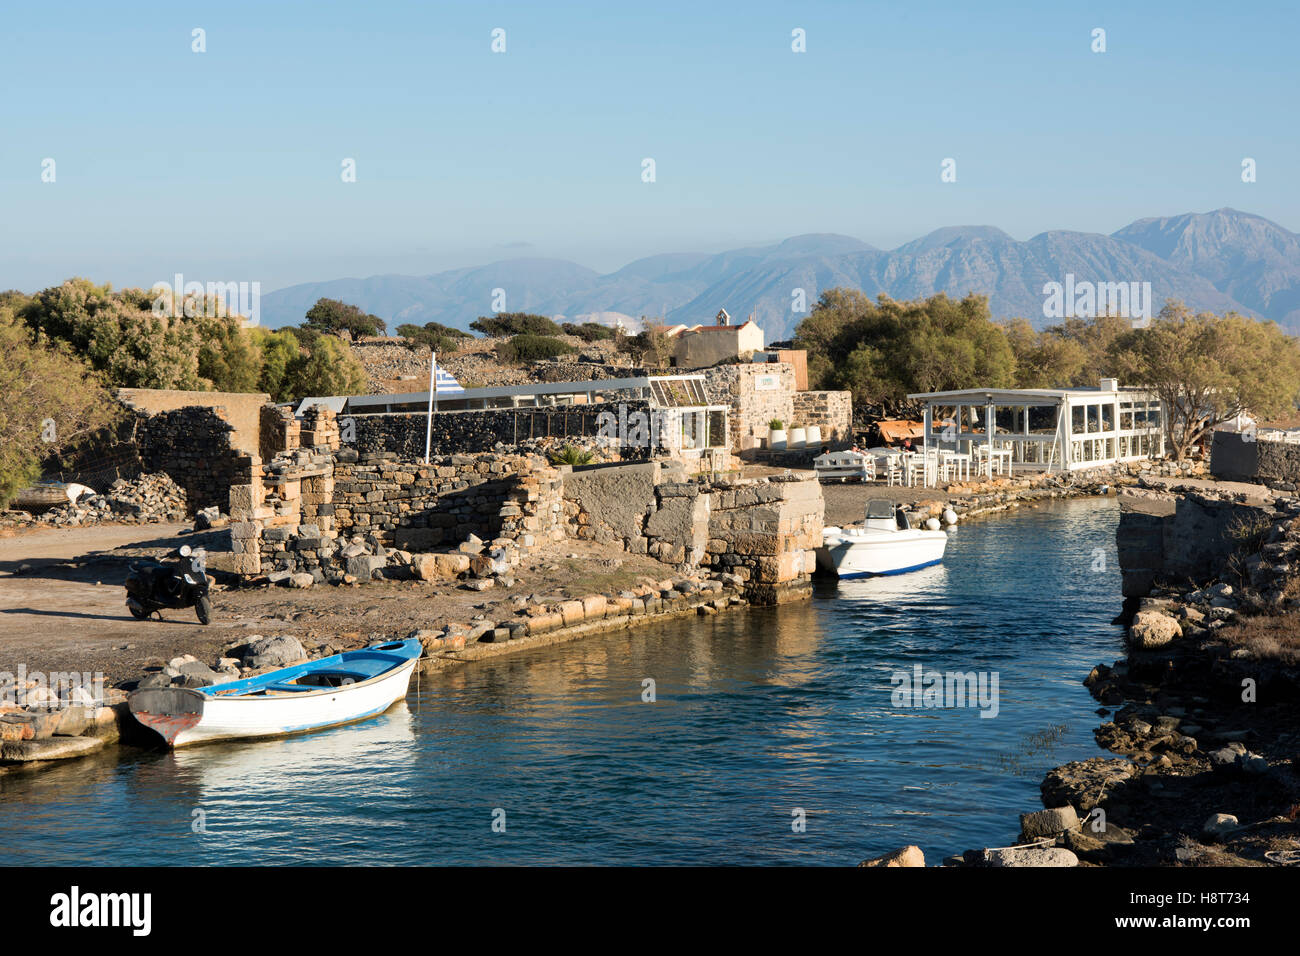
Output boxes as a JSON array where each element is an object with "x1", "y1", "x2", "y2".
[
  {"x1": 805, "y1": 426, "x2": 822, "y2": 446},
  {"x1": 789, "y1": 427, "x2": 807, "y2": 448},
  {"x1": 769, "y1": 429, "x2": 787, "y2": 450}
]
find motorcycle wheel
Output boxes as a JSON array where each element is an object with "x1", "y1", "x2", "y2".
[
  {"x1": 196, "y1": 596, "x2": 212, "y2": 626},
  {"x1": 129, "y1": 605, "x2": 149, "y2": 620}
]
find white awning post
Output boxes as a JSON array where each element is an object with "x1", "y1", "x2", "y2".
[
  {"x1": 986, "y1": 398, "x2": 995, "y2": 479},
  {"x1": 424, "y1": 350, "x2": 437, "y2": 464}
]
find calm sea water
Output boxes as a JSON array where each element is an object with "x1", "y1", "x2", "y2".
[{"x1": 0, "y1": 499, "x2": 1123, "y2": 866}]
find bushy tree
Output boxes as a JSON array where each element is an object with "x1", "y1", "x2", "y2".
[
  {"x1": 247, "y1": 327, "x2": 302, "y2": 401},
  {"x1": 793, "y1": 290, "x2": 1015, "y2": 413},
  {"x1": 21, "y1": 279, "x2": 206, "y2": 389},
  {"x1": 197, "y1": 314, "x2": 263, "y2": 392},
  {"x1": 396, "y1": 321, "x2": 471, "y2": 353},
  {"x1": 286, "y1": 334, "x2": 367, "y2": 397},
  {"x1": 0, "y1": 302, "x2": 118, "y2": 506},
  {"x1": 303, "y1": 298, "x2": 387, "y2": 338},
  {"x1": 561, "y1": 321, "x2": 619, "y2": 342},
  {"x1": 1108, "y1": 302, "x2": 1300, "y2": 460},
  {"x1": 494, "y1": 334, "x2": 577, "y2": 363},
  {"x1": 470, "y1": 312, "x2": 562, "y2": 337},
  {"x1": 20, "y1": 278, "x2": 271, "y2": 393},
  {"x1": 1001, "y1": 317, "x2": 1087, "y2": 388},
  {"x1": 628, "y1": 323, "x2": 671, "y2": 367}
]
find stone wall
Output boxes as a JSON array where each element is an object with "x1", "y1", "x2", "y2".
[
  {"x1": 117, "y1": 388, "x2": 270, "y2": 456},
  {"x1": 703, "y1": 474, "x2": 823, "y2": 604},
  {"x1": 1116, "y1": 488, "x2": 1276, "y2": 597},
  {"x1": 563, "y1": 462, "x2": 822, "y2": 603},
  {"x1": 331, "y1": 453, "x2": 563, "y2": 549},
  {"x1": 1211, "y1": 430, "x2": 1300, "y2": 490},
  {"x1": 260, "y1": 404, "x2": 300, "y2": 462},
  {"x1": 247, "y1": 450, "x2": 565, "y2": 584},
  {"x1": 792, "y1": 390, "x2": 853, "y2": 445},
  {"x1": 349, "y1": 404, "x2": 659, "y2": 459},
  {"x1": 703, "y1": 363, "x2": 796, "y2": 452},
  {"x1": 133, "y1": 406, "x2": 248, "y2": 514}
]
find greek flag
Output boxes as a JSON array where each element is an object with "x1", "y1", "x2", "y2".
[{"x1": 433, "y1": 365, "x2": 464, "y2": 394}]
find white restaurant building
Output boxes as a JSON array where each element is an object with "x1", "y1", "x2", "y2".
[{"x1": 906, "y1": 378, "x2": 1165, "y2": 476}]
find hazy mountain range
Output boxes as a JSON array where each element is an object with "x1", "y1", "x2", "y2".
[{"x1": 260, "y1": 209, "x2": 1300, "y2": 340}]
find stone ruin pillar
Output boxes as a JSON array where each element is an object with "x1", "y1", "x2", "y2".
[
  {"x1": 301, "y1": 406, "x2": 341, "y2": 451},
  {"x1": 227, "y1": 453, "x2": 267, "y2": 576}
]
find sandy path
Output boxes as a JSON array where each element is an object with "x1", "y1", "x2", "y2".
[
  {"x1": 0, "y1": 522, "x2": 675, "y2": 687},
  {"x1": 0, "y1": 523, "x2": 244, "y2": 683}
]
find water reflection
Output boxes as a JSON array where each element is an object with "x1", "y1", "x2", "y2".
[{"x1": 0, "y1": 500, "x2": 1123, "y2": 866}]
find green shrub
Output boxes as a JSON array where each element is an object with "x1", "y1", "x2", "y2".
[
  {"x1": 397, "y1": 322, "x2": 472, "y2": 353},
  {"x1": 470, "y1": 313, "x2": 562, "y2": 337},
  {"x1": 769, "y1": 419, "x2": 785, "y2": 431},
  {"x1": 561, "y1": 322, "x2": 619, "y2": 342},
  {"x1": 495, "y1": 334, "x2": 577, "y2": 363},
  {"x1": 548, "y1": 445, "x2": 595, "y2": 467}
]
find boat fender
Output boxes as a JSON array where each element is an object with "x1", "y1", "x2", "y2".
[
  {"x1": 942, "y1": 508, "x2": 958, "y2": 524},
  {"x1": 925, "y1": 517, "x2": 942, "y2": 531}
]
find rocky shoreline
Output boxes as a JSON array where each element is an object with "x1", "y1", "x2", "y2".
[
  {"x1": 20, "y1": 465, "x2": 1290, "y2": 868},
  {"x1": 869, "y1": 486, "x2": 1300, "y2": 869}
]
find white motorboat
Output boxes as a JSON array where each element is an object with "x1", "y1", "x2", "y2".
[
  {"x1": 816, "y1": 500, "x2": 947, "y2": 578},
  {"x1": 128, "y1": 639, "x2": 421, "y2": 748}
]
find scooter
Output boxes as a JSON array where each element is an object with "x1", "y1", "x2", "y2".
[{"x1": 125, "y1": 544, "x2": 212, "y2": 625}]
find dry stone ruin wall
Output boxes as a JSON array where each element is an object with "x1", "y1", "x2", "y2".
[
  {"x1": 131, "y1": 405, "x2": 248, "y2": 514},
  {"x1": 349, "y1": 403, "x2": 660, "y2": 459},
  {"x1": 562, "y1": 461, "x2": 823, "y2": 603}
]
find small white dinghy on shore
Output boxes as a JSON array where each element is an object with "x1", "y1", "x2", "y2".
[
  {"x1": 816, "y1": 500, "x2": 947, "y2": 578},
  {"x1": 128, "y1": 639, "x2": 421, "y2": 748}
]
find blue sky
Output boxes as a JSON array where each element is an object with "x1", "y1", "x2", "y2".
[{"x1": 2, "y1": 0, "x2": 1296, "y2": 292}]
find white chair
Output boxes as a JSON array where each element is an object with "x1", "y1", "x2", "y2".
[{"x1": 880, "y1": 455, "x2": 901, "y2": 486}]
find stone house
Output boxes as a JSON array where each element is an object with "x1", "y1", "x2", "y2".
[{"x1": 671, "y1": 313, "x2": 765, "y2": 368}]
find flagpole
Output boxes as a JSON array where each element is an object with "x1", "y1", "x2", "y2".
[{"x1": 424, "y1": 350, "x2": 436, "y2": 464}]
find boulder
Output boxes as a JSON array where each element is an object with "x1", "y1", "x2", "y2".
[
  {"x1": 1041, "y1": 757, "x2": 1136, "y2": 813},
  {"x1": 1, "y1": 734, "x2": 106, "y2": 763},
  {"x1": 985, "y1": 847, "x2": 1079, "y2": 867},
  {"x1": 858, "y1": 845, "x2": 925, "y2": 868},
  {"x1": 346, "y1": 555, "x2": 386, "y2": 581},
  {"x1": 55, "y1": 706, "x2": 98, "y2": 738},
  {"x1": 1128, "y1": 611, "x2": 1182, "y2": 649},
  {"x1": 1020, "y1": 806, "x2": 1080, "y2": 841},
  {"x1": 1202, "y1": 813, "x2": 1239, "y2": 840},
  {"x1": 246, "y1": 634, "x2": 307, "y2": 669},
  {"x1": 287, "y1": 573, "x2": 315, "y2": 589}
]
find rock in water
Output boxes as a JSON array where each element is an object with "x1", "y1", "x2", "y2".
[
  {"x1": 1020, "y1": 806, "x2": 1080, "y2": 841},
  {"x1": 858, "y1": 845, "x2": 925, "y2": 867}
]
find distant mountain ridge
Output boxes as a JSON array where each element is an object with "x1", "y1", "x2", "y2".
[{"x1": 260, "y1": 209, "x2": 1300, "y2": 339}]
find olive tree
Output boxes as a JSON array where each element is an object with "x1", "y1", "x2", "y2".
[{"x1": 1108, "y1": 302, "x2": 1300, "y2": 460}]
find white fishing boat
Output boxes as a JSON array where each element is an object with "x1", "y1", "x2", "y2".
[
  {"x1": 816, "y1": 500, "x2": 947, "y2": 578},
  {"x1": 128, "y1": 639, "x2": 421, "y2": 748}
]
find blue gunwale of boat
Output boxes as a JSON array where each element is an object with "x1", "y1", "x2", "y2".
[
  {"x1": 199, "y1": 638, "x2": 422, "y2": 698},
  {"x1": 836, "y1": 558, "x2": 943, "y2": 579}
]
